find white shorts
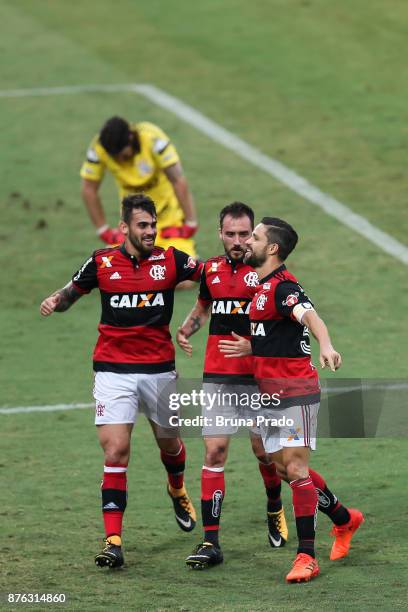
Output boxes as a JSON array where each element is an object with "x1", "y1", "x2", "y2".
[
  {"x1": 93, "y1": 370, "x2": 177, "y2": 427},
  {"x1": 201, "y1": 382, "x2": 261, "y2": 436},
  {"x1": 257, "y1": 403, "x2": 319, "y2": 453}
]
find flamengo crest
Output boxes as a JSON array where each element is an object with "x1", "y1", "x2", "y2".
[
  {"x1": 149, "y1": 265, "x2": 166, "y2": 280},
  {"x1": 244, "y1": 271, "x2": 259, "y2": 287}
]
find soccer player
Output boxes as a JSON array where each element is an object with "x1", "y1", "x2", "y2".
[
  {"x1": 219, "y1": 217, "x2": 364, "y2": 583},
  {"x1": 40, "y1": 194, "x2": 201, "y2": 568},
  {"x1": 176, "y1": 203, "x2": 288, "y2": 569},
  {"x1": 80, "y1": 116, "x2": 198, "y2": 257}
]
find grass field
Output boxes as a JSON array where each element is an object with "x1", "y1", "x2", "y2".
[{"x1": 1, "y1": 1, "x2": 408, "y2": 610}]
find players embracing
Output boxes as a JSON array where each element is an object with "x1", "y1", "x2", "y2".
[{"x1": 179, "y1": 206, "x2": 364, "y2": 583}]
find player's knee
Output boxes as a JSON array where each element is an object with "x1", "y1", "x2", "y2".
[
  {"x1": 103, "y1": 444, "x2": 130, "y2": 465},
  {"x1": 205, "y1": 445, "x2": 227, "y2": 467},
  {"x1": 285, "y1": 459, "x2": 309, "y2": 482}
]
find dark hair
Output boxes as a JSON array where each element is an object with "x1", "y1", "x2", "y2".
[
  {"x1": 121, "y1": 194, "x2": 157, "y2": 225},
  {"x1": 261, "y1": 217, "x2": 298, "y2": 260},
  {"x1": 219, "y1": 202, "x2": 254, "y2": 229},
  {"x1": 99, "y1": 116, "x2": 132, "y2": 156}
]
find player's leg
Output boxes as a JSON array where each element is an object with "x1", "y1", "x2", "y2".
[
  {"x1": 95, "y1": 423, "x2": 132, "y2": 568},
  {"x1": 250, "y1": 432, "x2": 288, "y2": 547},
  {"x1": 186, "y1": 436, "x2": 229, "y2": 569},
  {"x1": 308, "y1": 469, "x2": 364, "y2": 560},
  {"x1": 140, "y1": 369, "x2": 196, "y2": 531},
  {"x1": 149, "y1": 419, "x2": 196, "y2": 532},
  {"x1": 280, "y1": 445, "x2": 320, "y2": 583},
  {"x1": 264, "y1": 458, "x2": 364, "y2": 560},
  {"x1": 93, "y1": 371, "x2": 138, "y2": 568}
]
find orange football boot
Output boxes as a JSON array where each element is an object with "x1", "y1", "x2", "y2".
[
  {"x1": 286, "y1": 553, "x2": 320, "y2": 583},
  {"x1": 330, "y1": 508, "x2": 364, "y2": 560}
]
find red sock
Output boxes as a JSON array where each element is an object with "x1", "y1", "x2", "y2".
[
  {"x1": 101, "y1": 463, "x2": 128, "y2": 538},
  {"x1": 201, "y1": 466, "x2": 225, "y2": 546},
  {"x1": 290, "y1": 477, "x2": 318, "y2": 557},
  {"x1": 259, "y1": 462, "x2": 282, "y2": 511},
  {"x1": 160, "y1": 441, "x2": 186, "y2": 489}
]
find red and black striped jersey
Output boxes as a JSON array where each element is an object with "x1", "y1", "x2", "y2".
[
  {"x1": 72, "y1": 244, "x2": 202, "y2": 374},
  {"x1": 249, "y1": 264, "x2": 320, "y2": 404},
  {"x1": 198, "y1": 255, "x2": 259, "y2": 381}
]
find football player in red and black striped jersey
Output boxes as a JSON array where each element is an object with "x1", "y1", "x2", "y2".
[
  {"x1": 220, "y1": 217, "x2": 364, "y2": 582},
  {"x1": 177, "y1": 203, "x2": 288, "y2": 569},
  {"x1": 40, "y1": 194, "x2": 202, "y2": 568}
]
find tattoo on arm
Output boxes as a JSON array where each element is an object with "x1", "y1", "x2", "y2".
[
  {"x1": 54, "y1": 283, "x2": 82, "y2": 312},
  {"x1": 183, "y1": 306, "x2": 209, "y2": 338}
]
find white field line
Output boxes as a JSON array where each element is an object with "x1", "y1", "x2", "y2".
[
  {"x1": 1, "y1": 382, "x2": 406, "y2": 415},
  {"x1": 1, "y1": 82, "x2": 407, "y2": 265},
  {"x1": 0, "y1": 403, "x2": 93, "y2": 415}
]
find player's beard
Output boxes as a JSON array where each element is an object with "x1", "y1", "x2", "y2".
[
  {"x1": 244, "y1": 247, "x2": 267, "y2": 268},
  {"x1": 226, "y1": 245, "x2": 245, "y2": 262},
  {"x1": 128, "y1": 231, "x2": 155, "y2": 257}
]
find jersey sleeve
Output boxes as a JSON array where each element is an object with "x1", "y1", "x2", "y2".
[
  {"x1": 198, "y1": 265, "x2": 212, "y2": 305},
  {"x1": 173, "y1": 249, "x2": 202, "y2": 283},
  {"x1": 71, "y1": 254, "x2": 98, "y2": 294},
  {"x1": 80, "y1": 138, "x2": 105, "y2": 182},
  {"x1": 274, "y1": 281, "x2": 314, "y2": 319},
  {"x1": 147, "y1": 123, "x2": 180, "y2": 169}
]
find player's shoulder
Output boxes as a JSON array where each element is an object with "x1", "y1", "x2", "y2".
[
  {"x1": 84, "y1": 136, "x2": 105, "y2": 162},
  {"x1": 203, "y1": 254, "x2": 226, "y2": 271},
  {"x1": 136, "y1": 121, "x2": 166, "y2": 138},
  {"x1": 146, "y1": 246, "x2": 167, "y2": 261},
  {"x1": 273, "y1": 265, "x2": 299, "y2": 285},
  {"x1": 93, "y1": 245, "x2": 121, "y2": 260}
]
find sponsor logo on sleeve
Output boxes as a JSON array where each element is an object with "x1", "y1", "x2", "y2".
[
  {"x1": 282, "y1": 292, "x2": 299, "y2": 307},
  {"x1": 184, "y1": 256, "x2": 196, "y2": 270}
]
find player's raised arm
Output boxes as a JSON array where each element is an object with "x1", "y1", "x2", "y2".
[
  {"x1": 40, "y1": 282, "x2": 83, "y2": 316},
  {"x1": 301, "y1": 310, "x2": 342, "y2": 372},
  {"x1": 177, "y1": 299, "x2": 210, "y2": 356}
]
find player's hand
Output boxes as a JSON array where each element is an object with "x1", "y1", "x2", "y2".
[
  {"x1": 218, "y1": 332, "x2": 252, "y2": 358},
  {"x1": 319, "y1": 344, "x2": 342, "y2": 372},
  {"x1": 98, "y1": 226, "x2": 125, "y2": 245},
  {"x1": 176, "y1": 327, "x2": 193, "y2": 357},
  {"x1": 160, "y1": 222, "x2": 198, "y2": 239},
  {"x1": 40, "y1": 293, "x2": 61, "y2": 316}
]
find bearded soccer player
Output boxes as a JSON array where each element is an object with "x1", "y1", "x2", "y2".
[
  {"x1": 176, "y1": 203, "x2": 288, "y2": 569},
  {"x1": 220, "y1": 217, "x2": 364, "y2": 583},
  {"x1": 40, "y1": 194, "x2": 201, "y2": 568},
  {"x1": 80, "y1": 116, "x2": 198, "y2": 257}
]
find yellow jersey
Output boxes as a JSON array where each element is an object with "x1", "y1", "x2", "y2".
[{"x1": 80, "y1": 121, "x2": 183, "y2": 229}]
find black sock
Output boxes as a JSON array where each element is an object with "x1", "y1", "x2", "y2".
[
  {"x1": 203, "y1": 529, "x2": 219, "y2": 547},
  {"x1": 317, "y1": 486, "x2": 351, "y2": 526},
  {"x1": 295, "y1": 515, "x2": 316, "y2": 558}
]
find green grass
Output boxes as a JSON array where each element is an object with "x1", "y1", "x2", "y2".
[
  {"x1": 1, "y1": 1, "x2": 408, "y2": 609},
  {"x1": 1, "y1": 413, "x2": 407, "y2": 611}
]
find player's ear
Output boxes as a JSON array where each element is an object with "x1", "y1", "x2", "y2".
[
  {"x1": 218, "y1": 227, "x2": 222, "y2": 241},
  {"x1": 269, "y1": 243, "x2": 279, "y2": 256},
  {"x1": 119, "y1": 220, "x2": 128, "y2": 235}
]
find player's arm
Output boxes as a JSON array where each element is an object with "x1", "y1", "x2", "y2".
[
  {"x1": 162, "y1": 162, "x2": 198, "y2": 238},
  {"x1": 40, "y1": 282, "x2": 83, "y2": 316},
  {"x1": 301, "y1": 310, "x2": 342, "y2": 372},
  {"x1": 176, "y1": 299, "x2": 211, "y2": 356},
  {"x1": 81, "y1": 178, "x2": 105, "y2": 229}
]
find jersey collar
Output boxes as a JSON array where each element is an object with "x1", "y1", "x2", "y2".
[
  {"x1": 119, "y1": 243, "x2": 151, "y2": 266},
  {"x1": 259, "y1": 264, "x2": 286, "y2": 284}
]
